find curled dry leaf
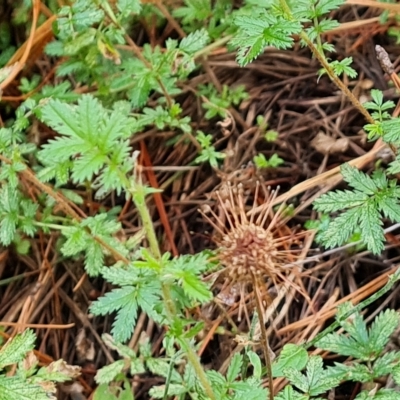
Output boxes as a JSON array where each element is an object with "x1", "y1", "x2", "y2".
[
  {"x1": 38, "y1": 381, "x2": 56, "y2": 396},
  {"x1": 46, "y1": 359, "x2": 82, "y2": 379},
  {"x1": 217, "y1": 117, "x2": 232, "y2": 129},
  {"x1": 75, "y1": 329, "x2": 95, "y2": 362},
  {"x1": 217, "y1": 117, "x2": 233, "y2": 136},
  {"x1": 311, "y1": 131, "x2": 349, "y2": 155},
  {"x1": 22, "y1": 350, "x2": 38, "y2": 371},
  {"x1": 358, "y1": 78, "x2": 374, "y2": 90},
  {"x1": 217, "y1": 283, "x2": 239, "y2": 306}
]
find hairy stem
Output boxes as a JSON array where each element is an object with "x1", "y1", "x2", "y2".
[
  {"x1": 300, "y1": 33, "x2": 374, "y2": 125},
  {"x1": 127, "y1": 175, "x2": 215, "y2": 400},
  {"x1": 179, "y1": 338, "x2": 216, "y2": 400},
  {"x1": 252, "y1": 273, "x2": 274, "y2": 400},
  {"x1": 278, "y1": 0, "x2": 374, "y2": 125}
]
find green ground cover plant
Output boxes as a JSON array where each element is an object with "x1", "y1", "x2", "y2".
[
  {"x1": 0, "y1": 329, "x2": 80, "y2": 399},
  {"x1": 1, "y1": 0, "x2": 400, "y2": 399}
]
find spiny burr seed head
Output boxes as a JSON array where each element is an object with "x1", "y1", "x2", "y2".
[
  {"x1": 218, "y1": 223, "x2": 278, "y2": 280},
  {"x1": 201, "y1": 181, "x2": 288, "y2": 282}
]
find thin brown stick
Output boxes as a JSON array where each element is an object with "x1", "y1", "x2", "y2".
[
  {"x1": 0, "y1": 0, "x2": 40, "y2": 91},
  {"x1": 346, "y1": 0, "x2": 400, "y2": 12},
  {"x1": 0, "y1": 322, "x2": 75, "y2": 329}
]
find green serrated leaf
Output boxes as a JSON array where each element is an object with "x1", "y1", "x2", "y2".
[
  {"x1": 316, "y1": 333, "x2": 364, "y2": 359},
  {"x1": 40, "y1": 98, "x2": 82, "y2": 138},
  {"x1": 275, "y1": 386, "x2": 308, "y2": 400},
  {"x1": 173, "y1": 0, "x2": 211, "y2": 24},
  {"x1": 101, "y1": 333, "x2": 136, "y2": 359},
  {"x1": 60, "y1": 226, "x2": 88, "y2": 257},
  {"x1": 149, "y1": 383, "x2": 187, "y2": 398},
  {"x1": 247, "y1": 350, "x2": 262, "y2": 379},
  {"x1": 382, "y1": 118, "x2": 400, "y2": 144},
  {"x1": 95, "y1": 360, "x2": 125, "y2": 385},
  {"x1": 0, "y1": 330, "x2": 36, "y2": 369},
  {"x1": 340, "y1": 164, "x2": 377, "y2": 195},
  {"x1": 164, "y1": 253, "x2": 212, "y2": 304},
  {"x1": 284, "y1": 367, "x2": 308, "y2": 393},
  {"x1": 272, "y1": 344, "x2": 308, "y2": 377},
  {"x1": 84, "y1": 241, "x2": 105, "y2": 277},
  {"x1": 231, "y1": 13, "x2": 301, "y2": 66},
  {"x1": 227, "y1": 353, "x2": 243, "y2": 383},
  {"x1": 180, "y1": 29, "x2": 209, "y2": 54},
  {"x1": 313, "y1": 190, "x2": 367, "y2": 213},
  {"x1": 146, "y1": 358, "x2": 181, "y2": 382},
  {"x1": 0, "y1": 375, "x2": 49, "y2": 400},
  {"x1": 93, "y1": 383, "x2": 119, "y2": 400},
  {"x1": 180, "y1": 272, "x2": 212, "y2": 303},
  {"x1": 38, "y1": 95, "x2": 134, "y2": 195},
  {"x1": 378, "y1": 197, "x2": 400, "y2": 222},
  {"x1": 340, "y1": 310, "x2": 369, "y2": 349},
  {"x1": 306, "y1": 356, "x2": 341, "y2": 396},
  {"x1": 393, "y1": 364, "x2": 400, "y2": 386},
  {"x1": 370, "y1": 89, "x2": 384, "y2": 106},
  {"x1": 117, "y1": 0, "x2": 141, "y2": 15},
  {"x1": 313, "y1": 0, "x2": 345, "y2": 15},
  {"x1": 315, "y1": 207, "x2": 361, "y2": 250},
  {"x1": 90, "y1": 287, "x2": 138, "y2": 343},
  {"x1": 327, "y1": 362, "x2": 371, "y2": 383},
  {"x1": 368, "y1": 310, "x2": 400, "y2": 355},
  {"x1": 372, "y1": 351, "x2": 400, "y2": 378},
  {"x1": 359, "y1": 202, "x2": 384, "y2": 255}
]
